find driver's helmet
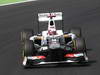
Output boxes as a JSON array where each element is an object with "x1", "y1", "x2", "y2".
[{"x1": 48, "y1": 28, "x2": 57, "y2": 35}]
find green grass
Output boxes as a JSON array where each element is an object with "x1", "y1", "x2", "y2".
[{"x1": 0, "y1": 0, "x2": 25, "y2": 5}]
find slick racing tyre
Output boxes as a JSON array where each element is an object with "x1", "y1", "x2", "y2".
[
  {"x1": 69, "y1": 27, "x2": 82, "y2": 37},
  {"x1": 73, "y1": 38, "x2": 88, "y2": 64},
  {"x1": 23, "y1": 40, "x2": 35, "y2": 57},
  {"x1": 21, "y1": 29, "x2": 34, "y2": 42},
  {"x1": 73, "y1": 38, "x2": 86, "y2": 52},
  {"x1": 22, "y1": 40, "x2": 34, "y2": 68}
]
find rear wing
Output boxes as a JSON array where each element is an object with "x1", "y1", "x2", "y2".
[{"x1": 38, "y1": 12, "x2": 62, "y2": 22}]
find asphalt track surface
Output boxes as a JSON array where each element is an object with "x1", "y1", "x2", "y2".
[{"x1": 0, "y1": 0, "x2": 100, "y2": 75}]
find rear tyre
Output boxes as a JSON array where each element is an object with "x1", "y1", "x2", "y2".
[{"x1": 69, "y1": 27, "x2": 82, "y2": 37}]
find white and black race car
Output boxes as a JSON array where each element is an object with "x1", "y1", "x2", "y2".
[{"x1": 21, "y1": 12, "x2": 88, "y2": 68}]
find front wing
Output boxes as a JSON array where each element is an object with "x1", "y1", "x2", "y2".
[{"x1": 22, "y1": 52, "x2": 88, "y2": 66}]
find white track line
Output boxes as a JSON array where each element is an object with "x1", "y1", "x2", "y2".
[{"x1": 0, "y1": 0, "x2": 37, "y2": 7}]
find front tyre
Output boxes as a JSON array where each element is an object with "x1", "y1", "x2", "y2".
[
  {"x1": 23, "y1": 40, "x2": 35, "y2": 56},
  {"x1": 73, "y1": 38, "x2": 86, "y2": 52},
  {"x1": 22, "y1": 40, "x2": 35, "y2": 68},
  {"x1": 73, "y1": 38, "x2": 88, "y2": 63}
]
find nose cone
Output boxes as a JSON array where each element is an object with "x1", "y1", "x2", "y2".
[{"x1": 49, "y1": 43, "x2": 60, "y2": 49}]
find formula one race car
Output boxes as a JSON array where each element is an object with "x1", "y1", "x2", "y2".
[{"x1": 21, "y1": 12, "x2": 88, "y2": 68}]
